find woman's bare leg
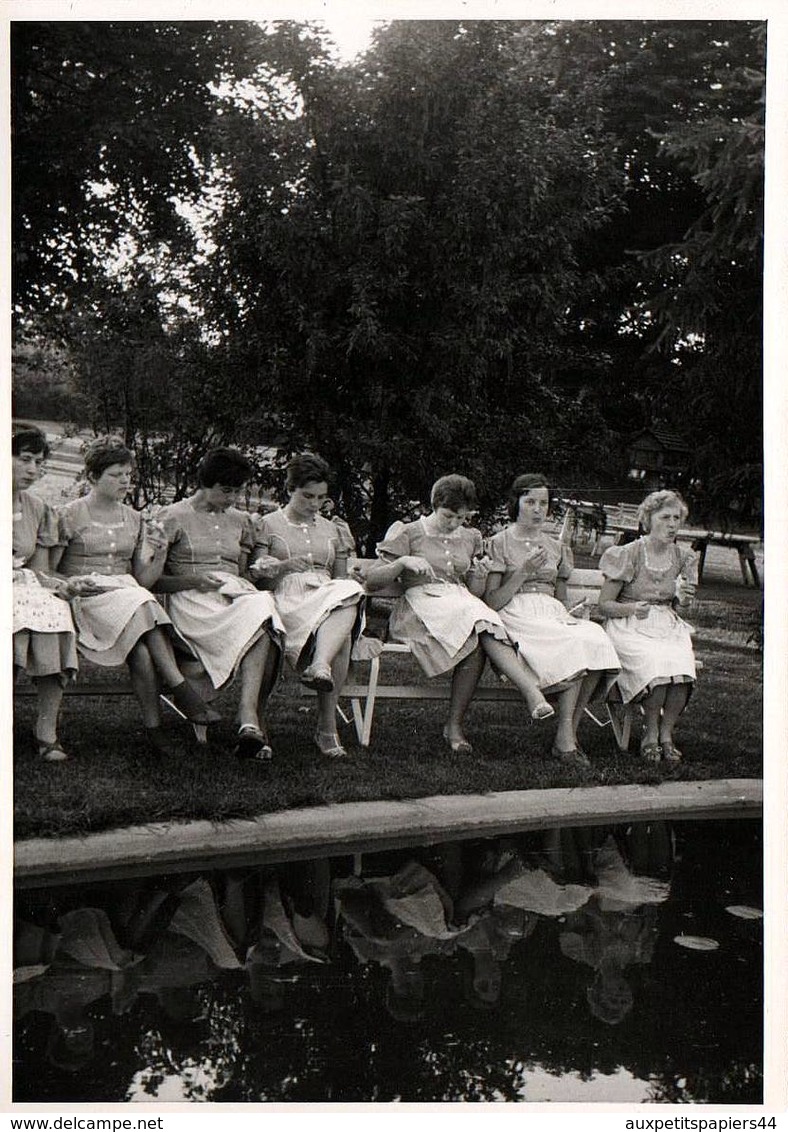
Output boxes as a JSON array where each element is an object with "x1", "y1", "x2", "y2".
[
  {"x1": 479, "y1": 635, "x2": 552, "y2": 717},
  {"x1": 311, "y1": 605, "x2": 359, "y2": 671},
  {"x1": 127, "y1": 641, "x2": 163, "y2": 728},
  {"x1": 316, "y1": 636, "x2": 352, "y2": 734},
  {"x1": 445, "y1": 645, "x2": 486, "y2": 747},
  {"x1": 32, "y1": 674, "x2": 65, "y2": 746},
  {"x1": 658, "y1": 683, "x2": 691, "y2": 747},
  {"x1": 237, "y1": 635, "x2": 274, "y2": 732}
]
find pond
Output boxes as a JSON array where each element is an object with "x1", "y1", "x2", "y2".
[{"x1": 13, "y1": 817, "x2": 762, "y2": 1104}]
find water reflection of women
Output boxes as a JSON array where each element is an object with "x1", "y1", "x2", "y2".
[
  {"x1": 250, "y1": 454, "x2": 365, "y2": 760},
  {"x1": 12, "y1": 423, "x2": 79, "y2": 762},
  {"x1": 551, "y1": 824, "x2": 674, "y2": 1026},
  {"x1": 366, "y1": 474, "x2": 553, "y2": 756},
  {"x1": 334, "y1": 859, "x2": 461, "y2": 1022},
  {"x1": 598, "y1": 490, "x2": 698, "y2": 764}
]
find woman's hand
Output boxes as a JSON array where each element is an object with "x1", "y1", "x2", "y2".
[
  {"x1": 190, "y1": 572, "x2": 224, "y2": 593},
  {"x1": 58, "y1": 576, "x2": 108, "y2": 599},
  {"x1": 633, "y1": 601, "x2": 651, "y2": 619},
  {"x1": 249, "y1": 555, "x2": 312, "y2": 579},
  {"x1": 399, "y1": 555, "x2": 437, "y2": 580},
  {"x1": 143, "y1": 518, "x2": 169, "y2": 554},
  {"x1": 467, "y1": 554, "x2": 494, "y2": 581},
  {"x1": 514, "y1": 545, "x2": 549, "y2": 580},
  {"x1": 674, "y1": 579, "x2": 696, "y2": 606}
]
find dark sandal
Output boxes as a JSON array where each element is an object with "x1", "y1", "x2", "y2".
[
  {"x1": 167, "y1": 680, "x2": 215, "y2": 724},
  {"x1": 551, "y1": 745, "x2": 590, "y2": 769},
  {"x1": 234, "y1": 726, "x2": 273, "y2": 762},
  {"x1": 145, "y1": 727, "x2": 175, "y2": 757},
  {"x1": 660, "y1": 740, "x2": 683, "y2": 764},
  {"x1": 640, "y1": 741, "x2": 663, "y2": 764}
]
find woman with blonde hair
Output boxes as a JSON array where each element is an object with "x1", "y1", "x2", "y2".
[
  {"x1": 366, "y1": 473, "x2": 553, "y2": 756},
  {"x1": 598, "y1": 490, "x2": 698, "y2": 763}
]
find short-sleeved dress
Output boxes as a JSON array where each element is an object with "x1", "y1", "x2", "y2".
[
  {"x1": 376, "y1": 518, "x2": 509, "y2": 678},
  {"x1": 13, "y1": 491, "x2": 78, "y2": 681},
  {"x1": 486, "y1": 528, "x2": 620, "y2": 693},
  {"x1": 57, "y1": 498, "x2": 172, "y2": 667},
  {"x1": 599, "y1": 538, "x2": 696, "y2": 704},
  {"x1": 253, "y1": 509, "x2": 364, "y2": 671},
  {"x1": 156, "y1": 499, "x2": 285, "y2": 690}
]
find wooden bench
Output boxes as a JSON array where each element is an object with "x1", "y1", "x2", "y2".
[{"x1": 306, "y1": 562, "x2": 646, "y2": 750}]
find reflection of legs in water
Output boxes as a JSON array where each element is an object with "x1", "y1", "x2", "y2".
[{"x1": 384, "y1": 956, "x2": 425, "y2": 1022}]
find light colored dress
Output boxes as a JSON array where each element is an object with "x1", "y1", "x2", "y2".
[
  {"x1": 376, "y1": 518, "x2": 509, "y2": 678},
  {"x1": 156, "y1": 499, "x2": 284, "y2": 690},
  {"x1": 486, "y1": 528, "x2": 620, "y2": 693},
  {"x1": 599, "y1": 538, "x2": 696, "y2": 704},
  {"x1": 253, "y1": 508, "x2": 364, "y2": 671},
  {"x1": 56, "y1": 498, "x2": 171, "y2": 667},
  {"x1": 13, "y1": 491, "x2": 78, "y2": 681}
]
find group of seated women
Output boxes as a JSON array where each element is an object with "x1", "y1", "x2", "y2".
[{"x1": 12, "y1": 423, "x2": 698, "y2": 768}]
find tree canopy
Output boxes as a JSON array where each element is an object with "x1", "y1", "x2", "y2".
[{"x1": 11, "y1": 19, "x2": 764, "y2": 538}]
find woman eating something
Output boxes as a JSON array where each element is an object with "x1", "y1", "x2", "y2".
[
  {"x1": 53, "y1": 436, "x2": 213, "y2": 756},
  {"x1": 249, "y1": 454, "x2": 365, "y2": 760},
  {"x1": 152, "y1": 447, "x2": 285, "y2": 762},
  {"x1": 484, "y1": 474, "x2": 620, "y2": 768},
  {"x1": 597, "y1": 490, "x2": 697, "y2": 764},
  {"x1": 365, "y1": 474, "x2": 554, "y2": 756}
]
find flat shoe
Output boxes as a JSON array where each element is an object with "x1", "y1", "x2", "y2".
[
  {"x1": 167, "y1": 680, "x2": 214, "y2": 724},
  {"x1": 551, "y1": 745, "x2": 590, "y2": 769},
  {"x1": 300, "y1": 665, "x2": 334, "y2": 693},
  {"x1": 146, "y1": 727, "x2": 175, "y2": 757},
  {"x1": 36, "y1": 738, "x2": 68, "y2": 763},
  {"x1": 640, "y1": 742, "x2": 663, "y2": 764},
  {"x1": 234, "y1": 726, "x2": 273, "y2": 762},
  {"x1": 314, "y1": 731, "x2": 348, "y2": 759},
  {"x1": 442, "y1": 728, "x2": 473, "y2": 755},
  {"x1": 531, "y1": 702, "x2": 555, "y2": 721},
  {"x1": 660, "y1": 740, "x2": 683, "y2": 764}
]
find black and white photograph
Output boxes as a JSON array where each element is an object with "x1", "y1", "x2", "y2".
[{"x1": 5, "y1": 0, "x2": 785, "y2": 1114}]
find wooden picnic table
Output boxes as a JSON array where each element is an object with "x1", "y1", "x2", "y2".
[{"x1": 601, "y1": 505, "x2": 761, "y2": 587}]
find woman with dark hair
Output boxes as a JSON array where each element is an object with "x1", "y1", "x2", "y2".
[
  {"x1": 365, "y1": 474, "x2": 553, "y2": 756},
  {"x1": 598, "y1": 490, "x2": 697, "y2": 764},
  {"x1": 249, "y1": 453, "x2": 365, "y2": 760},
  {"x1": 484, "y1": 474, "x2": 620, "y2": 767},
  {"x1": 152, "y1": 447, "x2": 285, "y2": 762},
  {"x1": 53, "y1": 436, "x2": 212, "y2": 755},
  {"x1": 12, "y1": 423, "x2": 78, "y2": 761}
]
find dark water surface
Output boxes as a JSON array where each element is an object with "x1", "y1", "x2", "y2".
[{"x1": 13, "y1": 817, "x2": 762, "y2": 1103}]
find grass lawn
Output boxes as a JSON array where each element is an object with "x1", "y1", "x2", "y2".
[{"x1": 13, "y1": 574, "x2": 763, "y2": 842}]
